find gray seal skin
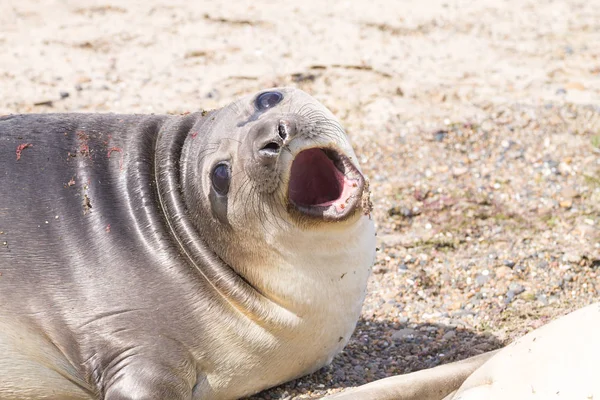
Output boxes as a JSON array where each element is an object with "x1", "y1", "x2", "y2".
[{"x1": 0, "y1": 88, "x2": 376, "y2": 399}]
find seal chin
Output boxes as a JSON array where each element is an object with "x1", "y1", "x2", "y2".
[{"x1": 287, "y1": 147, "x2": 365, "y2": 221}]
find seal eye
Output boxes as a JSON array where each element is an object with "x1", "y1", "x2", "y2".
[
  {"x1": 211, "y1": 163, "x2": 230, "y2": 196},
  {"x1": 255, "y1": 91, "x2": 283, "y2": 111}
]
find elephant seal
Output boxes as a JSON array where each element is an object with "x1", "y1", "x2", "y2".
[
  {"x1": 326, "y1": 302, "x2": 600, "y2": 400},
  {"x1": 0, "y1": 87, "x2": 376, "y2": 399}
]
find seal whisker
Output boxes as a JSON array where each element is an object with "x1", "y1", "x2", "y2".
[
  {"x1": 253, "y1": 187, "x2": 281, "y2": 233},
  {"x1": 295, "y1": 103, "x2": 318, "y2": 116},
  {"x1": 232, "y1": 175, "x2": 249, "y2": 205},
  {"x1": 217, "y1": 137, "x2": 242, "y2": 144},
  {"x1": 240, "y1": 179, "x2": 257, "y2": 224},
  {"x1": 296, "y1": 109, "x2": 347, "y2": 141},
  {"x1": 298, "y1": 108, "x2": 330, "y2": 121},
  {"x1": 229, "y1": 98, "x2": 246, "y2": 118},
  {"x1": 264, "y1": 194, "x2": 280, "y2": 230},
  {"x1": 269, "y1": 183, "x2": 290, "y2": 230},
  {"x1": 248, "y1": 186, "x2": 267, "y2": 233},
  {"x1": 320, "y1": 129, "x2": 345, "y2": 143},
  {"x1": 300, "y1": 108, "x2": 340, "y2": 127},
  {"x1": 261, "y1": 192, "x2": 284, "y2": 232},
  {"x1": 253, "y1": 189, "x2": 273, "y2": 232},
  {"x1": 321, "y1": 121, "x2": 346, "y2": 135},
  {"x1": 307, "y1": 115, "x2": 345, "y2": 135},
  {"x1": 312, "y1": 125, "x2": 342, "y2": 139},
  {"x1": 195, "y1": 148, "x2": 219, "y2": 161},
  {"x1": 196, "y1": 143, "x2": 220, "y2": 150},
  {"x1": 266, "y1": 195, "x2": 280, "y2": 228},
  {"x1": 311, "y1": 122, "x2": 346, "y2": 141},
  {"x1": 233, "y1": 175, "x2": 252, "y2": 206},
  {"x1": 194, "y1": 145, "x2": 220, "y2": 158},
  {"x1": 229, "y1": 100, "x2": 240, "y2": 116},
  {"x1": 287, "y1": 90, "x2": 300, "y2": 116}
]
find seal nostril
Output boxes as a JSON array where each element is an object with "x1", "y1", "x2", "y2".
[
  {"x1": 278, "y1": 122, "x2": 288, "y2": 140},
  {"x1": 260, "y1": 142, "x2": 280, "y2": 156}
]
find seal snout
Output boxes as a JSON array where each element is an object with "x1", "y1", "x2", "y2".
[
  {"x1": 288, "y1": 147, "x2": 364, "y2": 221},
  {"x1": 256, "y1": 119, "x2": 295, "y2": 162},
  {"x1": 277, "y1": 119, "x2": 291, "y2": 141}
]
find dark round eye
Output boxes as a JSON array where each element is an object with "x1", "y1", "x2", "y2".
[
  {"x1": 255, "y1": 91, "x2": 283, "y2": 110},
  {"x1": 211, "y1": 163, "x2": 230, "y2": 196}
]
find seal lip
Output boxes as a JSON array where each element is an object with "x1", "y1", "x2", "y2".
[{"x1": 287, "y1": 146, "x2": 365, "y2": 222}]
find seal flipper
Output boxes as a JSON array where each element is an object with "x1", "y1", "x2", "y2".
[
  {"x1": 104, "y1": 366, "x2": 192, "y2": 400},
  {"x1": 97, "y1": 334, "x2": 201, "y2": 400},
  {"x1": 102, "y1": 354, "x2": 199, "y2": 400},
  {"x1": 323, "y1": 350, "x2": 498, "y2": 400}
]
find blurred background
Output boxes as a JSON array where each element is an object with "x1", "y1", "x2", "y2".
[{"x1": 1, "y1": 0, "x2": 599, "y2": 398}]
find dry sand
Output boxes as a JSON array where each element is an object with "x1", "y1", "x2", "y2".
[{"x1": 1, "y1": 0, "x2": 599, "y2": 398}]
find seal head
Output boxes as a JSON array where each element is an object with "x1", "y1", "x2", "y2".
[
  {"x1": 177, "y1": 88, "x2": 373, "y2": 300},
  {"x1": 182, "y1": 88, "x2": 368, "y2": 227}
]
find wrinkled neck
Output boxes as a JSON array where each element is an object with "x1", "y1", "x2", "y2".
[{"x1": 154, "y1": 113, "x2": 297, "y2": 329}]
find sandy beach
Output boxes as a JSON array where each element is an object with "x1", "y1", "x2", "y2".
[{"x1": 1, "y1": 0, "x2": 599, "y2": 397}]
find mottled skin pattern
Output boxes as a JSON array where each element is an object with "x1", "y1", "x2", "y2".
[{"x1": 0, "y1": 88, "x2": 376, "y2": 399}]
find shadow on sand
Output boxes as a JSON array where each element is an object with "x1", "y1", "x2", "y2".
[{"x1": 248, "y1": 317, "x2": 504, "y2": 399}]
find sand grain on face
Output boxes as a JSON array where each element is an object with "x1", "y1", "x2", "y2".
[{"x1": 1, "y1": 0, "x2": 599, "y2": 398}]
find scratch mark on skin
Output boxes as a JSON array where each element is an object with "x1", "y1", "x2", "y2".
[
  {"x1": 107, "y1": 147, "x2": 122, "y2": 157},
  {"x1": 79, "y1": 144, "x2": 90, "y2": 157},
  {"x1": 83, "y1": 194, "x2": 92, "y2": 215},
  {"x1": 77, "y1": 131, "x2": 91, "y2": 158},
  {"x1": 16, "y1": 143, "x2": 33, "y2": 160},
  {"x1": 107, "y1": 147, "x2": 124, "y2": 170}
]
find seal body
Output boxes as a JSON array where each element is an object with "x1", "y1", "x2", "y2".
[
  {"x1": 0, "y1": 88, "x2": 376, "y2": 399},
  {"x1": 325, "y1": 303, "x2": 600, "y2": 400},
  {"x1": 450, "y1": 302, "x2": 600, "y2": 399}
]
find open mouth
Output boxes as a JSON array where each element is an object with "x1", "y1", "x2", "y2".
[{"x1": 288, "y1": 147, "x2": 364, "y2": 220}]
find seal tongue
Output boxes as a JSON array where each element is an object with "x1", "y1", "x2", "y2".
[{"x1": 289, "y1": 148, "x2": 344, "y2": 206}]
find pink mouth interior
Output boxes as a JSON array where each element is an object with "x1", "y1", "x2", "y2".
[{"x1": 288, "y1": 148, "x2": 356, "y2": 208}]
